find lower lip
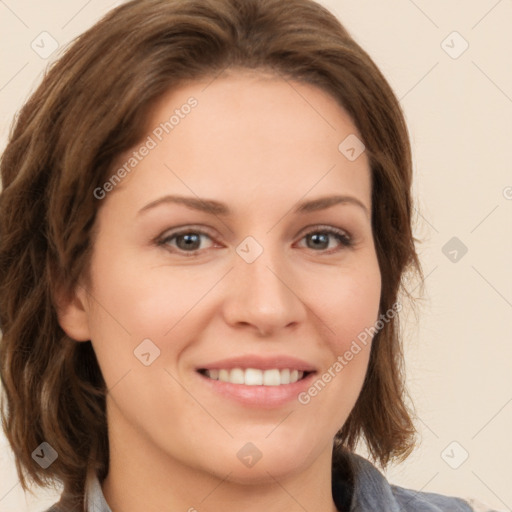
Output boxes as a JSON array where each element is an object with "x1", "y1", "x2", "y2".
[{"x1": 196, "y1": 371, "x2": 316, "y2": 408}]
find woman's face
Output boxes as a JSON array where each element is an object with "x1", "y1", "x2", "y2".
[{"x1": 63, "y1": 71, "x2": 381, "y2": 482}]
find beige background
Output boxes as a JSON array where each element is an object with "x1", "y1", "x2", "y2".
[{"x1": 0, "y1": 0, "x2": 511, "y2": 511}]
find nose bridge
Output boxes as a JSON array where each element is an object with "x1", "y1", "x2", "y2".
[
  {"x1": 224, "y1": 234, "x2": 305, "y2": 334},
  {"x1": 242, "y1": 243, "x2": 287, "y2": 299}
]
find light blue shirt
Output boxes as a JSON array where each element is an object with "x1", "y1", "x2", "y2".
[{"x1": 46, "y1": 451, "x2": 500, "y2": 511}]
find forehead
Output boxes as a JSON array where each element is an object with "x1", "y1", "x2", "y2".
[{"x1": 108, "y1": 70, "x2": 371, "y2": 215}]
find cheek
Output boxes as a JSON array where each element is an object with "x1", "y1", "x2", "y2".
[
  {"x1": 83, "y1": 248, "x2": 222, "y2": 394},
  {"x1": 333, "y1": 279, "x2": 381, "y2": 350},
  {"x1": 295, "y1": 293, "x2": 379, "y2": 444},
  {"x1": 86, "y1": 245, "x2": 203, "y2": 335},
  {"x1": 300, "y1": 257, "x2": 381, "y2": 411},
  {"x1": 311, "y1": 258, "x2": 382, "y2": 352}
]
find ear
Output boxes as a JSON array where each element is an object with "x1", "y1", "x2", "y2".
[{"x1": 55, "y1": 283, "x2": 91, "y2": 342}]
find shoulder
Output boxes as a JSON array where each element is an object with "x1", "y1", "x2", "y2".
[
  {"x1": 390, "y1": 484, "x2": 479, "y2": 511},
  {"x1": 343, "y1": 451, "x2": 501, "y2": 512},
  {"x1": 390, "y1": 485, "x2": 504, "y2": 512}
]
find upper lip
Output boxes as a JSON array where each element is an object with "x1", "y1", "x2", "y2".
[{"x1": 197, "y1": 354, "x2": 317, "y2": 372}]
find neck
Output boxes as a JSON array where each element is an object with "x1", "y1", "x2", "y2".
[{"x1": 102, "y1": 409, "x2": 342, "y2": 512}]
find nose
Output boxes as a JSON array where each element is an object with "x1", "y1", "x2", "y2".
[{"x1": 222, "y1": 245, "x2": 307, "y2": 337}]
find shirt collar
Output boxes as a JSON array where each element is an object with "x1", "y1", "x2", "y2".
[
  {"x1": 347, "y1": 452, "x2": 402, "y2": 512},
  {"x1": 84, "y1": 473, "x2": 112, "y2": 512}
]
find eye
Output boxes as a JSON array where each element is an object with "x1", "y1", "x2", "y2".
[
  {"x1": 157, "y1": 227, "x2": 217, "y2": 256},
  {"x1": 156, "y1": 225, "x2": 353, "y2": 257},
  {"x1": 296, "y1": 226, "x2": 353, "y2": 253}
]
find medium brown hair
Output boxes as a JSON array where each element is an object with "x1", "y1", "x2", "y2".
[{"x1": 0, "y1": 0, "x2": 422, "y2": 506}]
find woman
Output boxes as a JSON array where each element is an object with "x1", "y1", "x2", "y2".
[{"x1": 0, "y1": 0, "x2": 499, "y2": 510}]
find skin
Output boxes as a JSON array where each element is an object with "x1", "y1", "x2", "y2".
[{"x1": 58, "y1": 70, "x2": 381, "y2": 512}]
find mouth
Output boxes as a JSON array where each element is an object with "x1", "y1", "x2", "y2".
[
  {"x1": 194, "y1": 355, "x2": 317, "y2": 408},
  {"x1": 197, "y1": 368, "x2": 314, "y2": 386}
]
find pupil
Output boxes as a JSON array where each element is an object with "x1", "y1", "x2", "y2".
[
  {"x1": 309, "y1": 233, "x2": 328, "y2": 249},
  {"x1": 178, "y1": 233, "x2": 200, "y2": 250}
]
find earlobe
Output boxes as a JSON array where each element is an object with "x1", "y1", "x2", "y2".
[{"x1": 55, "y1": 283, "x2": 91, "y2": 342}]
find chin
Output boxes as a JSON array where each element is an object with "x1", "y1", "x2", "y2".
[{"x1": 191, "y1": 436, "x2": 322, "y2": 484}]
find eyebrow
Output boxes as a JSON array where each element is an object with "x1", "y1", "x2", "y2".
[{"x1": 137, "y1": 194, "x2": 369, "y2": 217}]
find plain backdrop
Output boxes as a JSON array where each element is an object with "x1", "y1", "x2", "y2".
[{"x1": 0, "y1": 1, "x2": 511, "y2": 511}]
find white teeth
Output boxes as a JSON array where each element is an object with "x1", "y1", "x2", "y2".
[
  {"x1": 204, "y1": 368, "x2": 307, "y2": 386},
  {"x1": 245, "y1": 368, "x2": 263, "y2": 385},
  {"x1": 230, "y1": 368, "x2": 245, "y2": 384},
  {"x1": 263, "y1": 369, "x2": 280, "y2": 386}
]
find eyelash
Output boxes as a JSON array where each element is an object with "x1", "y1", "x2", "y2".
[{"x1": 156, "y1": 225, "x2": 354, "y2": 257}]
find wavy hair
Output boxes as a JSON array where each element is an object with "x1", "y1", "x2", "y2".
[{"x1": 0, "y1": 0, "x2": 422, "y2": 507}]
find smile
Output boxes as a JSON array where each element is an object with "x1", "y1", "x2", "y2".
[{"x1": 199, "y1": 368, "x2": 310, "y2": 386}]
